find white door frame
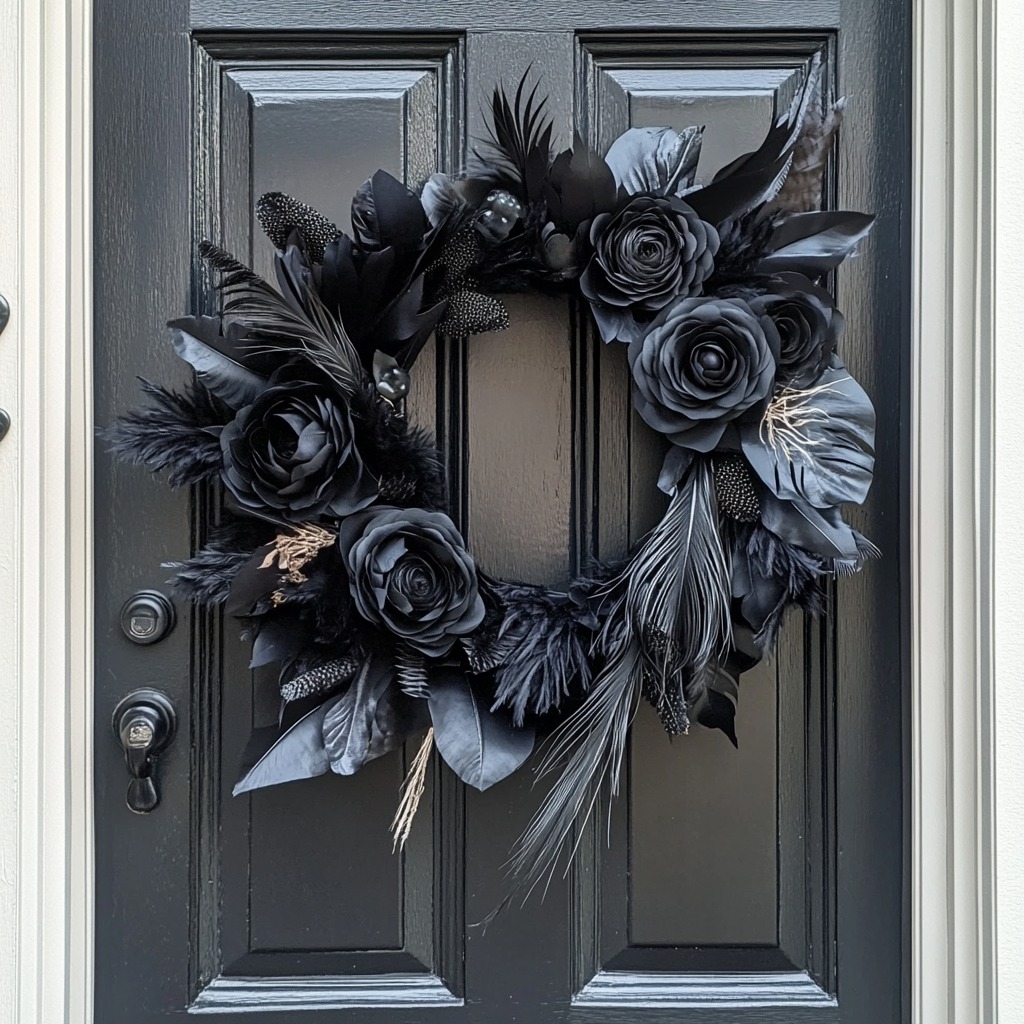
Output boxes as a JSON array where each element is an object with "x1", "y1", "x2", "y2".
[{"x1": 0, "y1": 0, "x2": 1009, "y2": 1020}]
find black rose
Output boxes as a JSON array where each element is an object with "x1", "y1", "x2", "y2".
[
  {"x1": 581, "y1": 195, "x2": 719, "y2": 344},
  {"x1": 338, "y1": 507, "x2": 485, "y2": 657},
  {"x1": 629, "y1": 296, "x2": 779, "y2": 452},
  {"x1": 219, "y1": 363, "x2": 377, "y2": 521},
  {"x1": 753, "y1": 273, "x2": 843, "y2": 386}
]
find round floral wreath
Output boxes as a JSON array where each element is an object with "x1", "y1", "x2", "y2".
[{"x1": 111, "y1": 63, "x2": 876, "y2": 898}]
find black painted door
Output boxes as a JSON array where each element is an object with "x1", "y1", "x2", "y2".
[{"x1": 94, "y1": 2, "x2": 908, "y2": 1021}]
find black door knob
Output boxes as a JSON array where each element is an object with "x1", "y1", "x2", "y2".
[{"x1": 112, "y1": 689, "x2": 177, "y2": 813}]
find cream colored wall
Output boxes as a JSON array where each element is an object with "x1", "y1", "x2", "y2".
[
  {"x1": 994, "y1": 0, "x2": 1024, "y2": 1018},
  {"x1": 0, "y1": 0, "x2": 1015, "y2": 1021}
]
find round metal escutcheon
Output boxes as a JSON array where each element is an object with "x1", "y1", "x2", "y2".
[{"x1": 119, "y1": 590, "x2": 177, "y2": 645}]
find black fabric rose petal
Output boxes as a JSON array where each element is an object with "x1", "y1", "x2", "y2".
[
  {"x1": 751, "y1": 273, "x2": 844, "y2": 386},
  {"x1": 581, "y1": 195, "x2": 720, "y2": 344},
  {"x1": 219, "y1": 362, "x2": 377, "y2": 522},
  {"x1": 629, "y1": 296, "x2": 779, "y2": 452},
  {"x1": 338, "y1": 507, "x2": 486, "y2": 658}
]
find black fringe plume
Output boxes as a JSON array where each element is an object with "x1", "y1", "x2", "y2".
[
  {"x1": 104, "y1": 377, "x2": 229, "y2": 487},
  {"x1": 743, "y1": 523, "x2": 827, "y2": 648},
  {"x1": 357, "y1": 387, "x2": 447, "y2": 511},
  {"x1": 164, "y1": 517, "x2": 272, "y2": 606},
  {"x1": 489, "y1": 582, "x2": 597, "y2": 725}
]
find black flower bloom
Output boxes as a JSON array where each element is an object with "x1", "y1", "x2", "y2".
[
  {"x1": 219, "y1": 363, "x2": 377, "y2": 522},
  {"x1": 338, "y1": 507, "x2": 485, "y2": 657},
  {"x1": 581, "y1": 195, "x2": 719, "y2": 343},
  {"x1": 752, "y1": 273, "x2": 844, "y2": 386},
  {"x1": 629, "y1": 296, "x2": 779, "y2": 452}
]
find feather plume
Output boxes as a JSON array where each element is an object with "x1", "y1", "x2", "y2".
[
  {"x1": 769, "y1": 79, "x2": 845, "y2": 214},
  {"x1": 628, "y1": 459, "x2": 732, "y2": 694},
  {"x1": 167, "y1": 546, "x2": 261, "y2": 606},
  {"x1": 500, "y1": 629, "x2": 641, "y2": 907},
  {"x1": 104, "y1": 377, "x2": 228, "y2": 487},
  {"x1": 200, "y1": 240, "x2": 365, "y2": 396},
  {"x1": 685, "y1": 53, "x2": 822, "y2": 225},
  {"x1": 489, "y1": 582, "x2": 596, "y2": 725},
  {"x1": 470, "y1": 73, "x2": 554, "y2": 202},
  {"x1": 501, "y1": 461, "x2": 733, "y2": 905}
]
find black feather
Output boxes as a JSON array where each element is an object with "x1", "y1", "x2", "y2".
[
  {"x1": 500, "y1": 622, "x2": 640, "y2": 910},
  {"x1": 198, "y1": 240, "x2": 264, "y2": 284},
  {"x1": 685, "y1": 54, "x2": 822, "y2": 226},
  {"x1": 255, "y1": 193, "x2": 340, "y2": 261},
  {"x1": 489, "y1": 582, "x2": 598, "y2": 725},
  {"x1": 357, "y1": 387, "x2": 447, "y2": 511},
  {"x1": 103, "y1": 377, "x2": 229, "y2": 487},
  {"x1": 739, "y1": 522, "x2": 827, "y2": 649},
  {"x1": 705, "y1": 210, "x2": 781, "y2": 290},
  {"x1": 202, "y1": 240, "x2": 366, "y2": 395},
  {"x1": 470, "y1": 73, "x2": 555, "y2": 202}
]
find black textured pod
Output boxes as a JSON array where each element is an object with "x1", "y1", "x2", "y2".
[
  {"x1": 713, "y1": 453, "x2": 761, "y2": 522},
  {"x1": 641, "y1": 670, "x2": 689, "y2": 737},
  {"x1": 439, "y1": 288, "x2": 510, "y2": 336},
  {"x1": 256, "y1": 192, "x2": 338, "y2": 262},
  {"x1": 280, "y1": 656, "x2": 359, "y2": 702}
]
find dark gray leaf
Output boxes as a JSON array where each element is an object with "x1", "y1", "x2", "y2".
[
  {"x1": 232, "y1": 697, "x2": 338, "y2": 795},
  {"x1": 759, "y1": 490, "x2": 861, "y2": 560},
  {"x1": 322, "y1": 653, "x2": 395, "y2": 776},
  {"x1": 604, "y1": 126, "x2": 703, "y2": 197},
  {"x1": 168, "y1": 316, "x2": 266, "y2": 408},
  {"x1": 428, "y1": 669, "x2": 534, "y2": 791},
  {"x1": 741, "y1": 364, "x2": 875, "y2": 508},
  {"x1": 757, "y1": 211, "x2": 875, "y2": 276}
]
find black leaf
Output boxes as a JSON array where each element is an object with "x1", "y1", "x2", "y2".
[{"x1": 429, "y1": 669, "x2": 534, "y2": 791}]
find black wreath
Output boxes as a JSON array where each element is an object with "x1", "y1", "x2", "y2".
[{"x1": 109, "y1": 61, "x2": 877, "y2": 900}]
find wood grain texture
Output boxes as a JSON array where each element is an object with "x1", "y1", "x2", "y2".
[{"x1": 191, "y1": 1, "x2": 841, "y2": 32}]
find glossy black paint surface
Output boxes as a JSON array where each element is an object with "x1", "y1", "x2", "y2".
[{"x1": 94, "y1": 4, "x2": 910, "y2": 1021}]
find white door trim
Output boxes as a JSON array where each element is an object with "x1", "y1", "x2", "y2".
[
  {"x1": 0, "y1": 0, "x2": 94, "y2": 1023},
  {"x1": 0, "y1": 0, "x2": 1003, "y2": 1021}
]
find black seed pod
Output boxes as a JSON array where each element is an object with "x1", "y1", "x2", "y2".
[
  {"x1": 714, "y1": 453, "x2": 761, "y2": 522},
  {"x1": 280, "y1": 656, "x2": 359, "y2": 702},
  {"x1": 256, "y1": 192, "x2": 338, "y2": 261},
  {"x1": 439, "y1": 288, "x2": 510, "y2": 335}
]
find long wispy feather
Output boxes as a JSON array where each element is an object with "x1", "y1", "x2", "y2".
[
  {"x1": 104, "y1": 377, "x2": 227, "y2": 487},
  {"x1": 629, "y1": 459, "x2": 732, "y2": 688},
  {"x1": 500, "y1": 626, "x2": 641, "y2": 908},
  {"x1": 499, "y1": 458, "x2": 733, "y2": 905},
  {"x1": 200, "y1": 240, "x2": 365, "y2": 395},
  {"x1": 470, "y1": 73, "x2": 554, "y2": 202}
]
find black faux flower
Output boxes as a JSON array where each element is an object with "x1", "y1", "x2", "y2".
[
  {"x1": 338, "y1": 507, "x2": 485, "y2": 657},
  {"x1": 219, "y1": 363, "x2": 377, "y2": 522},
  {"x1": 581, "y1": 195, "x2": 719, "y2": 343},
  {"x1": 629, "y1": 296, "x2": 779, "y2": 452},
  {"x1": 752, "y1": 273, "x2": 843, "y2": 386}
]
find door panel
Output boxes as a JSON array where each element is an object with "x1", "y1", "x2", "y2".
[{"x1": 94, "y1": 3, "x2": 908, "y2": 1022}]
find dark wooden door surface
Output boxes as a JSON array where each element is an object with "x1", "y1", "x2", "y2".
[{"x1": 93, "y1": 2, "x2": 909, "y2": 1021}]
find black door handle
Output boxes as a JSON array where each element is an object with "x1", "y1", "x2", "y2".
[{"x1": 112, "y1": 689, "x2": 177, "y2": 813}]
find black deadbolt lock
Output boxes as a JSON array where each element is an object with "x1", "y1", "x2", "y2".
[
  {"x1": 112, "y1": 688, "x2": 177, "y2": 813},
  {"x1": 120, "y1": 590, "x2": 176, "y2": 645}
]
